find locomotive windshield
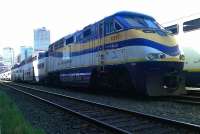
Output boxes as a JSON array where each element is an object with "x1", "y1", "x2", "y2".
[{"x1": 124, "y1": 16, "x2": 161, "y2": 29}]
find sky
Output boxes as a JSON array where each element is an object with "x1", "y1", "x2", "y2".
[{"x1": 0, "y1": 0, "x2": 199, "y2": 55}]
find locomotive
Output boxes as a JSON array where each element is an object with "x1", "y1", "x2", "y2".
[{"x1": 1, "y1": 11, "x2": 186, "y2": 96}]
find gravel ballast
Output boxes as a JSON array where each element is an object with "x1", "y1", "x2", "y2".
[
  {"x1": 17, "y1": 83, "x2": 200, "y2": 125},
  {"x1": 0, "y1": 85, "x2": 113, "y2": 134}
]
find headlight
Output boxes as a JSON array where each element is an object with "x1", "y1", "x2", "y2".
[{"x1": 146, "y1": 53, "x2": 166, "y2": 60}]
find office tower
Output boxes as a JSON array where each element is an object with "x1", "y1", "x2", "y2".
[
  {"x1": 20, "y1": 46, "x2": 33, "y2": 61},
  {"x1": 34, "y1": 27, "x2": 50, "y2": 52},
  {"x1": 2, "y1": 47, "x2": 14, "y2": 67}
]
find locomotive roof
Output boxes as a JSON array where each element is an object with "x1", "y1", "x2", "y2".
[
  {"x1": 48, "y1": 11, "x2": 155, "y2": 51},
  {"x1": 111, "y1": 11, "x2": 155, "y2": 20}
]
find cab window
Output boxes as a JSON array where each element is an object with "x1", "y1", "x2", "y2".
[
  {"x1": 183, "y1": 18, "x2": 200, "y2": 32},
  {"x1": 164, "y1": 24, "x2": 179, "y2": 35},
  {"x1": 124, "y1": 16, "x2": 161, "y2": 29}
]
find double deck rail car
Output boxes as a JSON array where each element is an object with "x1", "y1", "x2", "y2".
[
  {"x1": 11, "y1": 51, "x2": 48, "y2": 83},
  {"x1": 2, "y1": 11, "x2": 185, "y2": 96},
  {"x1": 163, "y1": 13, "x2": 200, "y2": 86},
  {"x1": 0, "y1": 70, "x2": 11, "y2": 80},
  {"x1": 33, "y1": 52, "x2": 48, "y2": 83},
  {"x1": 47, "y1": 11, "x2": 185, "y2": 96},
  {"x1": 11, "y1": 64, "x2": 22, "y2": 81}
]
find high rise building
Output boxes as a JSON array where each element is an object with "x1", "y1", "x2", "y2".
[
  {"x1": 14, "y1": 55, "x2": 20, "y2": 64},
  {"x1": 0, "y1": 55, "x2": 3, "y2": 64},
  {"x1": 2, "y1": 47, "x2": 14, "y2": 67},
  {"x1": 0, "y1": 54, "x2": 7, "y2": 73},
  {"x1": 20, "y1": 46, "x2": 33, "y2": 62},
  {"x1": 34, "y1": 27, "x2": 50, "y2": 52}
]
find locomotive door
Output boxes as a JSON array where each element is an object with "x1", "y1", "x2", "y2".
[{"x1": 98, "y1": 21, "x2": 105, "y2": 71}]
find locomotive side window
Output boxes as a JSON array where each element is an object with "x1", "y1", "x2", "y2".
[
  {"x1": 65, "y1": 36, "x2": 74, "y2": 45},
  {"x1": 183, "y1": 18, "x2": 200, "y2": 32},
  {"x1": 105, "y1": 20, "x2": 122, "y2": 34},
  {"x1": 99, "y1": 23, "x2": 104, "y2": 37},
  {"x1": 105, "y1": 23, "x2": 110, "y2": 34},
  {"x1": 115, "y1": 21, "x2": 122, "y2": 31},
  {"x1": 83, "y1": 28, "x2": 91, "y2": 38},
  {"x1": 105, "y1": 21, "x2": 114, "y2": 34},
  {"x1": 54, "y1": 39, "x2": 64, "y2": 49},
  {"x1": 94, "y1": 24, "x2": 99, "y2": 39},
  {"x1": 76, "y1": 33, "x2": 83, "y2": 43},
  {"x1": 164, "y1": 24, "x2": 179, "y2": 35},
  {"x1": 110, "y1": 22, "x2": 115, "y2": 33}
]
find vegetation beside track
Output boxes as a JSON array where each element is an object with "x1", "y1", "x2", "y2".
[{"x1": 0, "y1": 90, "x2": 44, "y2": 134}]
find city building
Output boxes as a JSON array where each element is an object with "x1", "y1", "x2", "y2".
[
  {"x1": 20, "y1": 46, "x2": 33, "y2": 62},
  {"x1": 2, "y1": 47, "x2": 14, "y2": 67},
  {"x1": 0, "y1": 54, "x2": 8, "y2": 73},
  {"x1": 13, "y1": 55, "x2": 20, "y2": 64},
  {"x1": 34, "y1": 27, "x2": 50, "y2": 52},
  {"x1": 0, "y1": 54, "x2": 3, "y2": 64}
]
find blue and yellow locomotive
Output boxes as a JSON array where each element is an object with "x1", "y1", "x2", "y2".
[
  {"x1": 1, "y1": 11, "x2": 186, "y2": 96},
  {"x1": 47, "y1": 11, "x2": 185, "y2": 96}
]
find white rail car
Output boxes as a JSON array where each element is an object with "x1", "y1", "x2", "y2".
[
  {"x1": 163, "y1": 13, "x2": 200, "y2": 86},
  {"x1": 0, "y1": 70, "x2": 11, "y2": 81}
]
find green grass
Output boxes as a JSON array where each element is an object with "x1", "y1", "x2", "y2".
[{"x1": 0, "y1": 90, "x2": 45, "y2": 134}]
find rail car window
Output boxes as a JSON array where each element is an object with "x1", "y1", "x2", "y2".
[
  {"x1": 38, "y1": 63, "x2": 44, "y2": 69},
  {"x1": 164, "y1": 24, "x2": 179, "y2": 35},
  {"x1": 124, "y1": 17, "x2": 160, "y2": 29},
  {"x1": 183, "y1": 18, "x2": 200, "y2": 32},
  {"x1": 32, "y1": 56, "x2": 37, "y2": 61},
  {"x1": 49, "y1": 45, "x2": 54, "y2": 52}
]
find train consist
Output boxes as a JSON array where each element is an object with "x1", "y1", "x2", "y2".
[
  {"x1": 163, "y1": 13, "x2": 200, "y2": 86},
  {"x1": 0, "y1": 11, "x2": 186, "y2": 96}
]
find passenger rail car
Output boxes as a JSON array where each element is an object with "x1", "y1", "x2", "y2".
[
  {"x1": 163, "y1": 13, "x2": 200, "y2": 86},
  {"x1": 11, "y1": 51, "x2": 48, "y2": 83},
  {"x1": 0, "y1": 70, "x2": 11, "y2": 81},
  {"x1": 34, "y1": 52, "x2": 48, "y2": 83},
  {"x1": 47, "y1": 11, "x2": 185, "y2": 96},
  {"x1": 11, "y1": 64, "x2": 22, "y2": 81}
]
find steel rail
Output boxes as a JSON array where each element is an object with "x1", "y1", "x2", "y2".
[
  {"x1": 170, "y1": 95, "x2": 200, "y2": 104},
  {"x1": 0, "y1": 82, "x2": 131, "y2": 134},
  {"x1": 1, "y1": 82, "x2": 200, "y2": 133}
]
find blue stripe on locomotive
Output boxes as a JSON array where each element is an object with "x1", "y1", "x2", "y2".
[{"x1": 71, "y1": 38, "x2": 180, "y2": 57}]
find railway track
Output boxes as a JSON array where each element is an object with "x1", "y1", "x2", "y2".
[
  {"x1": 170, "y1": 95, "x2": 200, "y2": 104},
  {"x1": 186, "y1": 88, "x2": 200, "y2": 96},
  {"x1": 169, "y1": 88, "x2": 200, "y2": 104},
  {"x1": 0, "y1": 82, "x2": 200, "y2": 133}
]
